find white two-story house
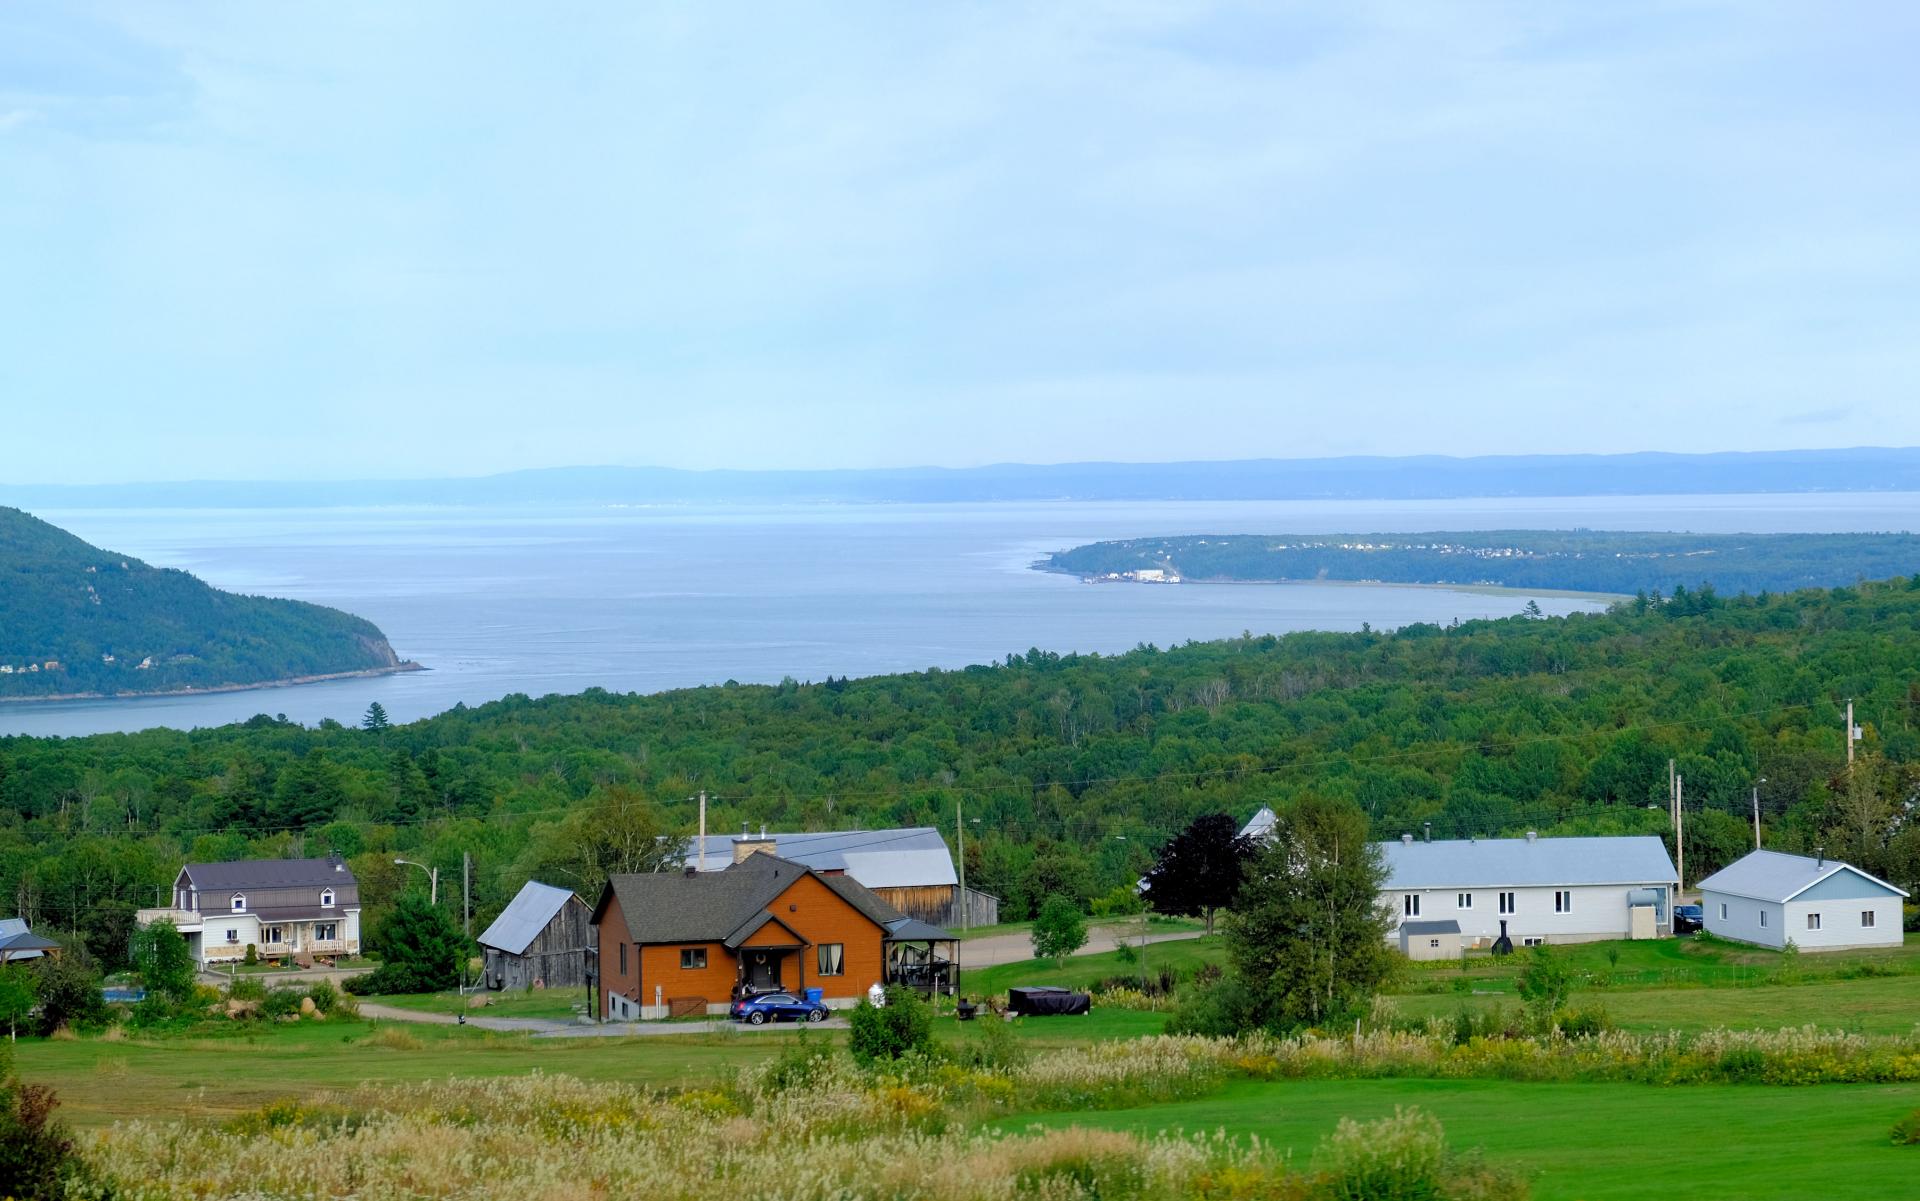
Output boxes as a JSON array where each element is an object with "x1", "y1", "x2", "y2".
[
  {"x1": 1380, "y1": 832, "x2": 1678, "y2": 949},
  {"x1": 138, "y1": 856, "x2": 361, "y2": 967}
]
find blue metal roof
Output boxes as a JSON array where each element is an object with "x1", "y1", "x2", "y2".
[
  {"x1": 476, "y1": 881, "x2": 580, "y2": 955},
  {"x1": 1695, "y1": 849, "x2": 1908, "y2": 904},
  {"x1": 1379, "y1": 835, "x2": 1676, "y2": 890}
]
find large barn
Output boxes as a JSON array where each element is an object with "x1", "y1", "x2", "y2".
[
  {"x1": 476, "y1": 881, "x2": 593, "y2": 991},
  {"x1": 689, "y1": 827, "x2": 997, "y2": 927}
]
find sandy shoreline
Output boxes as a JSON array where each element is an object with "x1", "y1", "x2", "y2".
[{"x1": 0, "y1": 661, "x2": 426, "y2": 706}]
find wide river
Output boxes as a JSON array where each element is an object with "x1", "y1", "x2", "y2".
[{"x1": 6, "y1": 492, "x2": 1917, "y2": 738}]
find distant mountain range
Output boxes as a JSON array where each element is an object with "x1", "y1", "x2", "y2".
[
  {"x1": 7, "y1": 447, "x2": 1920, "y2": 509},
  {"x1": 0, "y1": 507, "x2": 417, "y2": 701}
]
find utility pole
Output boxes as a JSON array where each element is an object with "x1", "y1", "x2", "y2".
[
  {"x1": 1675, "y1": 775, "x2": 1685, "y2": 892},
  {"x1": 698, "y1": 791, "x2": 707, "y2": 870},
  {"x1": 1846, "y1": 699, "x2": 1860, "y2": 767},
  {"x1": 956, "y1": 798, "x2": 968, "y2": 931},
  {"x1": 463, "y1": 852, "x2": 471, "y2": 938},
  {"x1": 1752, "y1": 778, "x2": 1765, "y2": 850}
]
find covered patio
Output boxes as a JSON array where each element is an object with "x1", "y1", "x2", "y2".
[{"x1": 883, "y1": 917, "x2": 959, "y2": 996}]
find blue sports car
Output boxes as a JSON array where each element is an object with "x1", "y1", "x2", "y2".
[{"x1": 730, "y1": 992, "x2": 830, "y2": 1025}]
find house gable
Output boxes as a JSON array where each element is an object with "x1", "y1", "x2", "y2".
[{"x1": 1789, "y1": 866, "x2": 1906, "y2": 903}]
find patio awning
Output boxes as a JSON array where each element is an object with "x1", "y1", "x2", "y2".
[{"x1": 883, "y1": 917, "x2": 956, "y2": 942}]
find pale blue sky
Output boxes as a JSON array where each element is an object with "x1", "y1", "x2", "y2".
[{"x1": 4, "y1": 3, "x2": 1918, "y2": 483}]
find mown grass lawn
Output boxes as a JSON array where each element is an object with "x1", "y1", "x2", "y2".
[
  {"x1": 1393, "y1": 931, "x2": 1920, "y2": 995},
  {"x1": 963, "y1": 936, "x2": 1224, "y2": 997},
  {"x1": 1008, "y1": 1077, "x2": 1920, "y2": 1201},
  {"x1": 1388, "y1": 973, "x2": 1920, "y2": 1036},
  {"x1": 14, "y1": 1006, "x2": 1167, "y2": 1128},
  {"x1": 370, "y1": 987, "x2": 590, "y2": 1021}
]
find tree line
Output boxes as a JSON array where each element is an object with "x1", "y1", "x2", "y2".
[{"x1": 3, "y1": 576, "x2": 1920, "y2": 969}]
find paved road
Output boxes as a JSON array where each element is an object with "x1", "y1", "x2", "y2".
[
  {"x1": 958, "y1": 921, "x2": 1207, "y2": 968},
  {"x1": 356, "y1": 1000, "x2": 847, "y2": 1039}
]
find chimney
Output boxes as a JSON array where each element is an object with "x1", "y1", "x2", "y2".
[
  {"x1": 732, "y1": 829, "x2": 777, "y2": 864},
  {"x1": 1423, "y1": 822, "x2": 1432, "y2": 843},
  {"x1": 1525, "y1": 831, "x2": 1538, "y2": 843},
  {"x1": 1401, "y1": 833, "x2": 1414, "y2": 845},
  {"x1": 683, "y1": 864, "x2": 698, "y2": 877},
  {"x1": 1816, "y1": 846, "x2": 1825, "y2": 868}
]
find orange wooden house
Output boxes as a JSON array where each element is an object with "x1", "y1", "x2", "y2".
[{"x1": 592, "y1": 844, "x2": 956, "y2": 1020}]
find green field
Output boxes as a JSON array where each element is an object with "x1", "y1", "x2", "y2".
[
  {"x1": 370, "y1": 987, "x2": 591, "y2": 1021},
  {"x1": 1397, "y1": 932, "x2": 1920, "y2": 992},
  {"x1": 1389, "y1": 973, "x2": 1920, "y2": 1036},
  {"x1": 964, "y1": 935, "x2": 1223, "y2": 997},
  {"x1": 1011, "y1": 1077, "x2": 1920, "y2": 1201}
]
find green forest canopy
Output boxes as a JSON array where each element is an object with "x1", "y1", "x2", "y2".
[
  {"x1": 0, "y1": 507, "x2": 411, "y2": 698},
  {"x1": 3, "y1": 575, "x2": 1919, "y2": 967},
  {"x1": 1043, "y1": 530, "x2": 1920, "y2": 596}
]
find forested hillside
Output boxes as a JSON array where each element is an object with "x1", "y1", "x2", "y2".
[
  {"x1": 1045, "y1": 530, "x2": 1920, "y2": 596},
  {"x1": 4, "y1": 577, "x2": 1919, "y2": 967},
  {"x1": 0, "y1": 507, "x2": 413, "y2": 698}
]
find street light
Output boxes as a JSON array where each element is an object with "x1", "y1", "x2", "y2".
[{"x1": 394, "y1": 858, "x2": 438, "y2": 906}]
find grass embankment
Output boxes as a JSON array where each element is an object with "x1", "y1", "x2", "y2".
[
  {"x1": 370, "y1": 988, "x2": 590, "y2": 1021},
  {"x1": 964, "y1": 936, "x2": 1224, "y2": 997},
  {"x1": 1015, "y1": 1077, "x2": 1920, "y2": 1201}
]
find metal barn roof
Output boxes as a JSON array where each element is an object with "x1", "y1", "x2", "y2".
[
  {"x1": 1695, "y1": 849, "x2": 1909, "y2": 904},
  {"x1": 1380, "y1": 835, "x2": 1676, "y2": 890},
  {"x1": 477, "y1": 881, "x2": 581, "y2": 955},
  {"x1": 690, "y1": 828, "x2": 958, "y2": 887}
]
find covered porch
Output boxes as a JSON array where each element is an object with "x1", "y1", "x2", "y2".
[{"x1": 883, "y1": 917, "x2": 959, "y2": 997}]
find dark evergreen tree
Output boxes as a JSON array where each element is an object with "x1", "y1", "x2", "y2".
[
  {"x1": 361, "y1": 702, "x2": 391, "y2": 733},
  {"x1": 345, "y1": 893, "x2": 463, "y2": 995}
]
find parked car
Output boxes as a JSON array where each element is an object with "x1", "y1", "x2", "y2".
[
  {"x1": 730, "y1": 992, "x2": 829, "y2": 1025},
  {"x1": 1674, "y1": 904, "x2": 1704, "y2": 934}
]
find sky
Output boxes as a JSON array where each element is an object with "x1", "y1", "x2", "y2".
[{"x1": 3, "y1": 3, "x2": 1918, "y2": 484}]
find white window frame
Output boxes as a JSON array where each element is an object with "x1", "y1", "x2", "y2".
[
  {"x1": 1522, "y1": 936, "x2": 1544, "y2": 947},
  {"x1": 1759, "y1": 910, "x2": 1768, "y2": 928},
  {"x1": 1403, "y1": 894, "x2": 1421, "y2": 917},
  {"x1": 265, "y1": 925, "x2": 284, "y2": 945},
  {"x1": 1554, "y1": 890, "x2": 1573, "y2": 914},
  {"x1": 225, "y1": 928, "x2": 239, "y2": 944},
  {"x1": 1861, "y1": 910, "x2": 1876, "y2": 928},
  {"x1": 1457, "y1": 893, "x2": 1473, "y2": 909},
  {"x1": 231, "y1": 893, "x2": 246, "y2": 913},
  {"x1": 320, "y1": 889, "x2": 335, "y2": 909},
  {"x1": 1806, "y1": 912, "x2": 1821, "y2": 931},
  {"x1": 314, "y1": 922, "x2": 337, "y2": 942},
  {"x1": 1719, "y1": 903, "x2": 1728, "y2": 920},
  {"x1": 1498, "y1": 892, "x2": 1515, "y2": 915}
]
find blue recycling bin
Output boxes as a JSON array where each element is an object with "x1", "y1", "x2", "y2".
[{"x1": 804, "y1": 987, "x2": 824, "y2": 1004}]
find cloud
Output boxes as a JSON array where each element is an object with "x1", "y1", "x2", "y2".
[{"x1": 0, "y1": 109, "x2": 35, "y2": 132}]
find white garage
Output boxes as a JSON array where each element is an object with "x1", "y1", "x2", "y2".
[{"x1": 1696, "y1": 849, "x2": 1908, "y2": 952}]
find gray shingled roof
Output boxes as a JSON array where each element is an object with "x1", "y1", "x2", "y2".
[
  {"x1": 692, "y1": 828, "x2": 957, "y2": 887},
  {"x1": 1695, "y1": 849, "x2": 1908, "y2": 904},
  {"x1": 0, "y1": 918, "x2": 55, "y2": 960},
  {"x1": 1401, "y1": 920, "x2": 1462, "y2": 936},
  {"x1": 477, "y1": 881, "x2": 581, "y2": 955},
  {"x1": 600, "y1": 854, "x2": 906, "y2": 945},
  {"x1": 182, "y1": 857, "x2": 356, "y2": 890},
  {"x1": 1380, "y1": 836, "x2": 1676, "y2": 890}
]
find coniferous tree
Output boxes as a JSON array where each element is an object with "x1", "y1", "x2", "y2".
[{"x1": 361, "y1": 702, "x2": 391, "y2": 733}]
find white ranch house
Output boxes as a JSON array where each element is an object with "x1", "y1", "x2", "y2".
[
  {"x1": 1380, "y1": 833, "x2": 1678, "y2": 948},
  {"x1": 1696, "y1": 849, "x2": 1908, "y2": 952},
  {"x1": 137, "y1": 856, "x2": 362, "y2": 966}
]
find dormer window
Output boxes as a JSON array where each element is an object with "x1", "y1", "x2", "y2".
[
  {"x1": 320, "y1": 889, "x2": 335, "y2": 909},
  {"x1": 231, "y1": 893, "x2": 246, "y2": 913}
]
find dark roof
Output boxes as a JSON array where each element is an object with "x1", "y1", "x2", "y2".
[
  {"x1": 883, "y1": 917, "x2": 956, "y2": 941},
  {"x1": 598, "y1": 854, "x2": 904, "y2": 945},
  {"x1": 0, "y1": 920, "x2": 57, "y2": 958},
  {"x1": 1401, "y1": 920, "x2": 1462, "y2": 936},
  {"x1": 181, "y1": 857, "x2": 357, "y2": 891}
]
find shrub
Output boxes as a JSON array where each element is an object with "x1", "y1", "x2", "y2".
[
  {"x1": 31, "y1": 950, "x2": 109, "y2": 1036},
  {"x1": 1312, "y1": 1106, "x2": 1527, "y2": 1201},
  {"x1": 261, "y1": 987, "x2": 302, "y2": 1019},
  {"x1": 1892, "y1": 1108, "x2": 1920, "y2": 1146},
  {"x1": 1553, "y1": 1005, "x2": 1613, "y2": 1039},
  {"x1": 1165, "y1": 974, "x2": 1256, "y2": 1037},
  {"x1": 305, "y1": 980, "x2": 353, "y2": 1017},
  {"x1": 1031, "y1": 896, "x2": 1088, "y2": 964},
  {"x1": 226, "y1": 976, "x2": 268, "y2": 1002},
  {"x1": 847, "y1": 986, "x2": 935, "y2": 1066},
  {"x1": 243, "y1": 943, "x2": 258, "y2": 966},
  {"x1": 0, "y1": 1064, "x2": 89, "y2": 1201}
]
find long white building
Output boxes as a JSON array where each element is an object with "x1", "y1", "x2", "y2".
[{"x1": 1379, "y1": 833, "x2": 1678, "y2": 947}]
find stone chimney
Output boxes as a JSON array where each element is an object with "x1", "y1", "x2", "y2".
[{"x1": 732, "y1": 824, "x2": 777, "y2": 865}]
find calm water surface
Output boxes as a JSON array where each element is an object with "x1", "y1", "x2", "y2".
[{"x1": 7, "y1": 493, "x2": 1916, "y2": 737}]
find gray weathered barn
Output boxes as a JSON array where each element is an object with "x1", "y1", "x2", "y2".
[{"x1": 477, "y1": 881, "x2": 592, "y2": 990}]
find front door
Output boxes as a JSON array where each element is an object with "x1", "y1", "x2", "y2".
[{"x1": 745, "y1": 949, "x2": 781, "y2": 990}]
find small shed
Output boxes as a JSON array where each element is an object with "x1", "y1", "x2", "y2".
[
  {"x1": 1399, "y1": 919, "x2": 1462, "y2": 962},
  {"x1": 1697, "y1": 850, "x2": 1908, "y2": 952},
  {"x1": 477, "y1": 882, "x2": 592, "y2": 990}
]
